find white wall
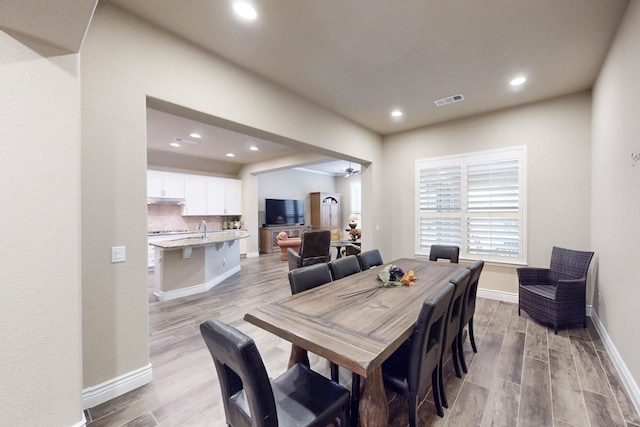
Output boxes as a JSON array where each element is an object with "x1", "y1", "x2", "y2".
[
  {"x1": 382, "y1": 92, "x2": 592, "y2": 295},
  {"x1": 0, "y1": 31, "x2": 83, "y2": 426},
  {"x1": 81, "y1": 2, "x2": 381, "y2": 402},
  {"x1": 592, "y1": 0, "x2": 640, "y2": 397},
  {"x1": 257, "y1": 169, "x2": 337, "y2": 226}
]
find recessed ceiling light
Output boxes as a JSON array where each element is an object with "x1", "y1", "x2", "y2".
[
  {"x1": 510, "y1": 76, "x2": 527, "y2": 86},
  {"x1": 189, "y1": 133, "x2": 201, "y2": 139},
  {"x1": 233, "y1": 2, "x2": 257, "y2": 20},
  {"x1": 226, "y1": 153, "x2": 235, "y2": 157},
  {"x1": 250, "y1": 146, "x2": 259, "y2": 151},
  {"x1": 391, "y1": 110, "x2": 403, "y2": 118},
  {"x1": 169, "y1": 142, "x2": 180, "y2": 148}
]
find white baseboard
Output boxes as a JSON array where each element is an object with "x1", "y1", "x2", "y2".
[
  {"x1": 590, "y1": 311, "x2": 640, "y2": 417},
  {"x1": 246, "y1": 251, "x2": 260, "y2": 258},
  {"x1": 72, "y1": 412, "x2": 87, "y2": 427},
  {"x1": 154, "y1": 265, "x2": 241, "y2": 302},
  {"x1": 82, "y1": 363, "x2": 153, "y2": 409},
  {"x1": 477, "y1": 287, "x2": 518, "y2": 303}
]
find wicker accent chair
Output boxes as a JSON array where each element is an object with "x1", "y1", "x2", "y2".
[
  {"x1": 518, "y1": 246, "x2": 594, "y2": 334},
  {"x1": 429, "y1": 245, "x2": 460, "y2": 263},
  {"x1": 287, "y1": 230, "x2": 331, "y2": 271}
]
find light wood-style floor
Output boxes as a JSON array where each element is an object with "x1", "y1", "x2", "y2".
[{"x1": 85, "y1": 253, "x2": 640, "y2": 427}]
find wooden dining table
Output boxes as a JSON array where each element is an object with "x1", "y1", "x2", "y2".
[{"x1": 244, "y1": 257, "x2": 465, "y2": 427}]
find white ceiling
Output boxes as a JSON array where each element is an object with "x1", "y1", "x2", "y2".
[
  {"x1": 110, "y1": 0, "x2": 629, "y2": 135},
  {"x1": 4, "y1": 0, "x2": 629, "y2": 173}
]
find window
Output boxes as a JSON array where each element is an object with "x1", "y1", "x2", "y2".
[
  {"x1": 416, "y1": 147, "x2": 526, "y2": 264},
  {"x1": 350, "y1": 181, "x2": 362, "y2": 229}
]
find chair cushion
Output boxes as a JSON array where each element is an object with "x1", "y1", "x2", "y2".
[
  {"x1": 521, "y1": 284, "x2": 557, "y2": 300},
  {"x1": 272, "y1": 364, "x2": 349, "y2": 427}
]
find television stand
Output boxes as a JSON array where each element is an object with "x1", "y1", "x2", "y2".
[{"x1": 260, "y1": 225, "x2": 311, "y2": 254}]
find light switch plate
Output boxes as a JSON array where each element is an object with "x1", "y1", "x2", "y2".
[{"x1": 111, "y1": 246, "x2": 126, "y2": 263}]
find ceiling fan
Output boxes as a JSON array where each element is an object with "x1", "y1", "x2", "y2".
[{"x1": 343, "y1": 162, "x2": 361, "y2": 178}]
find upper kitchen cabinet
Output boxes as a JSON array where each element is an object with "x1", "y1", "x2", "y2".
[
  {"x1": 147, "y1": 170, "x2": 185, "y2": 199},
  {"x1": 182, "y1": 175, "x2": 207, "y2": 215},
  {"x1": 206, "y1": 178, "x2": 242, "y2": 216}
]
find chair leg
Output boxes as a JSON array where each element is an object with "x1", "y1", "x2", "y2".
[
  {"x1": 469, "y1": 317, "x2": 477, "y2": 353},
  {"x1": 432, "y1": 367, "x2": 444, "y2": 417},
  {"x1": 408, "y1": 392, "x2": 418, "y2": 427},
  {"x1": 439, "y1": 355, "x2": 448, "y2": 409},
  {"x1": 457, "y1": 330, "x2": 468, "y2": 374},
  {"x1": 331, "y1": 362, "x2": 339, "y2": 382},
  {"x1": 451, "y1": 341, "x2": 461, "y2": 378}
]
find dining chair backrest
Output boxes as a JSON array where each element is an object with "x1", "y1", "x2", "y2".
[
  {"x1": 200, "y1": 319, "x2": 277, "y2": 427},
  {"x1": 381, "y1": 280, "x2": 454, "y2": 422},
  {"x1": 357, "y1": 249, "x2": 383, "y2": 270},
  {"x1": 288, "y1": 262, "x2": 333, "y2": 294},
  {"x1": 328, "y1": 255, "x2": 361, "y2": 280},
  {"x1": 408, "y1": 281, "x2": 454, "y2": 392},
  {"x1": 429, "y1": 245, "x2": 460, "y2": 263},
  {"x1": 462, "y1": 260, "x2": 484, "y2": 326},
  {"x1": 443, "y1": 268, "x2": 471, "y2": 350}
]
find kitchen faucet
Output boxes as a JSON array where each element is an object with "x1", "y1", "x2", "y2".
[{"x1": 197, "y1": 220, "x2": 207, "y2": 239}]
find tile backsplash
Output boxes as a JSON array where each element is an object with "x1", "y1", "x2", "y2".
[{"x1": 147, "y1": 204, "x2": 241, "y2": 232}]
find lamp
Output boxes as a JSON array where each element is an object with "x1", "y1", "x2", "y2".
[{"x1": 348, "y1": 213, "x2": 358, "y2": 230}]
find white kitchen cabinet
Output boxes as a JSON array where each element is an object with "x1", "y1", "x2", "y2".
[
  {"x1": 206, "y1": 179, "x2": 226, "y2": 215},
  {"x1": 147, "y1": 171, "x2": 185, "y2": 199},
  {"x1": 183, "y1": 176, "x2": 207, "y2": 215},
  {"x1": 224, "y1": 179, "x2": 242, "y2": 215},
  {"x1": 206, "y1": 178, "x2": 242, "y2": 216}
]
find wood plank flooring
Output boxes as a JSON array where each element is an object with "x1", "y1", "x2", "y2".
[{"x1": 85, "y1": 253, "x2": 640, "y2": 427}]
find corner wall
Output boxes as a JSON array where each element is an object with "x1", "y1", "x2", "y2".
[
  {"x1": 592, "y1": 0, "x2": 640, "y2": 402},
  {"x1": 80, "y1": 2, "x2": 381, "y2": 400},
  {"x1": 382, "y1": 92, "x2": 592, "y2": 295},
  {"x1": 0, "y1": 31, "x2": 83, "y2": 426}
]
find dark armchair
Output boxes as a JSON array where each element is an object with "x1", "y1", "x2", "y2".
[
  {"x1": 287, "y1": 230, "x2": 331, "y2": 271},
  {"x1": 518, "y1": 246, "x2": 594, "y2": 334}
]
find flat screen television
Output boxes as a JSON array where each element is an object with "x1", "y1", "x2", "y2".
[{"x1": 265, "y1": 198, "x2": 305, "y2": 226}]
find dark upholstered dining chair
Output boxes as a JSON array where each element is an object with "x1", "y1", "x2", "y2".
[
  {"x1": 439, "y1": 268, "x2": 471, "y2": 409},
  {"x1": 328, "y1": 255, "x2": 361, "y2": 280},
  {"x1": 357, "y1": 249, "x2": 383, "y2": 270},
  {"x1": 458, "y1": 260, "x2": 484, "y2": 373},
  {"x1": 200, "y1": 319, "x2": 350, "y2": 427},
  {"x1": 288, "y1": 230, "x2": 331, "y2": 271},
  {"x1": 287, "y1": 263, "x2": 333, "y2": 295},
  {"x1": 518, "y1": 246, "x2": 594, "y2": 334},
  {"x1": 429, "y1": 245, "x2": 460, "y2": 263},
  {"x1": 287, "y1": 263, "x2": 340, "y2": 382},
  {"x1": 382, "y1": 281, "x2": 455, "y2": 422}
]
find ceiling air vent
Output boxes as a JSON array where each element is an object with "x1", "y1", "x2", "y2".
[{"x1": 433, "y1": 94, "x2": 464, "y2": 107}]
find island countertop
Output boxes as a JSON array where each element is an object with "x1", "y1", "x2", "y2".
[{"x1": 149, "y1": 230, "x2": 249, "y2": 249}]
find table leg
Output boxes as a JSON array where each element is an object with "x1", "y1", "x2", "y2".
[
  {"x1": 336, "y1": 247, "x2": 343, "y2": 259},
  {"x1": 359, "y1": 368, "x2": 388, "y2": 427},
  {"x1": 287, "y1": 344, "x2": 309, "y2": 369}
]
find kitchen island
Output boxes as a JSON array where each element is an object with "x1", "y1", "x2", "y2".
[{"x1": 149, "y1": 230, "x2": 249, "y2": 301}]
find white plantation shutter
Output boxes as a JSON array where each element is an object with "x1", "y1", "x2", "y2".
[
  {"x1": 416, "y1": 147, "x2": 526, "y2": 264},
  {"x1": 417, "y1": 162, "x2": 463, "y2": 251}
]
